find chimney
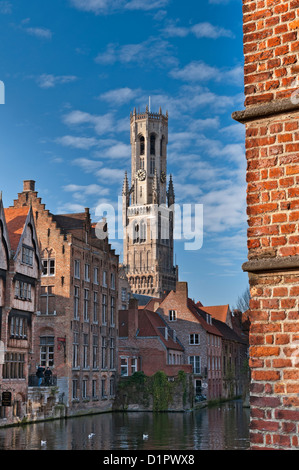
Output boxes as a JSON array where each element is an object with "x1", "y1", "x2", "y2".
[
  {"x1": 23, "y1": 180, "x2": 35, "y2": 192},
  {"x1": 127, "y1": 297, "x2": 138, "y2": 338},
  {"x1": 176, "y1": 281, "x2": 188, "y2": 303}
]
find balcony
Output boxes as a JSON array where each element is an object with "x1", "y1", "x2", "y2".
[{"x1": 28, "y1": 375, "x2": 57, "y2": 387}]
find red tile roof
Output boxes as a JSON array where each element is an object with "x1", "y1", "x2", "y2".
[
  {"x1": 198, "y1": 304, "x2": 230, "y2": 323},
  {"x1": 4, "y1": 207, "x2": 29, "y2": 252},
  {"x1": 188, "y1": 299, "x2": 222, "y2": 336}
]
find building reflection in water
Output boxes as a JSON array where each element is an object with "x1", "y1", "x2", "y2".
[{"x1": 0, "y1": 400, "x2": 250, "y2": 450}]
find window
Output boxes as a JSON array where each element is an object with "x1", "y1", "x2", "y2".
[
  {"x1": 84, "y1": 264, "x2": 90, "y2": 282},
  {"x1": 40, "y1": 336, "x2": 54, "y2": 367},
  {"x1": 102, "y1": 294, "x2": 107, "y2": 324},
  {"x1": 101, "y1": 378, "x2": 106, "y2": 399},
  {"x1": 101, "y1": 337, "x2": 107, "y2": 369},
  {"x1": 121, "y1": 357, "x2": 128, "y2": 376},
  {"x1": 206, "y1": 314, "x2": 212, "y2": 325},
  {"x1": 74, "y1": 260, "x2": 80, "y2": 279},
  {"x1": 131, "y1": 358, "x2": 138, "y2": 375},
  {"x1": 190, "y1": 334, "x2": 200, "y2": 345},
  {"x1": 3, "y1": 353, "x2": 25, "y2": 379},
  {"x1": 93, "y1": 335, "x2": 98, "y2": 369},
  {"x1": 169, "y1": 310, "x2": 176, "y2": 321},
  {"x1": 42, "y1": 258, "x2": 55, "y2": 276},
  {"x1": 82, "y1": 379, "x2": 88, "y2": 399},
  {"x1": 83, "y1": 334, "x2": 89, "y2": 369},
  {"x1": 110, "y1": 338, "x2": 115, "y2": 369},
  {"x1": 93, "y1": 267, "x2": 99, "y2": 284},
  {"x1": 10, "y1": 316, "x2": 27, "y2": 339},
  {"x1": 189, "y1": 356, "x2": 201, "y2": 374},
  {"x1": 110, "y1": 296, "x2": 115, "y2": 326},
  {"x1": 72, "y1": 379, "x2": 78, "y2": 400},
  {"x1": 40, "y1": 285, "x2": 55, "y2": 315},
  {"x1": 73, "y1": 332, "x2": 79, "y2": 368},
  {"x1": 150, "y1": 157, "x2": 155, "y2": 175},
  {"x1": 140, "y1": 220, "x2": 146, "y2": 243},
  {"x1": 111, "y1": 272, "x2": 115, "y2": 290},
  {"x1": 92, "y1": 379, "x2": 97, "y2": 399},
  {"x1": 84, "y1": 289, "x2": 89, "y2": 321},
  {"x1": 103, "y1": 270, "x2": 107, "y2": 287},
  {"x1": 15, "y1": 281, "x2": 31, "y2": 301},
  {"x1": 93, "y1": 291, "x2": 98, "y2": 323},
  {"x1": 110, "y1": 378, "x2": 115, "y2": 397},
  {"x1": 22, "y1": 246, "x2": 33, "y2": 266},
  {"x1": 121, "y1": 288, "x2": 127, "y2": 302},
  {"x1": 150, "y1": 134, "x2": 156, "y2": 155},
  {"x1": 140, "y1": 157, "x2": 144, "y2": 169},
  {"x1": 140, "y1": 136, "x2": 145, "y2": 155},
  {"x1": 74, "y1": 286, "x2": 79, "y2": 319}
]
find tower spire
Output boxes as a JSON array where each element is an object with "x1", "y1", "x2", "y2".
[
  {"x1": 167, "y1": 174, "x2": 175, "y2": 206},
  {"x1": 122, "y1": 171, "x2": 129, "y2": 196}
]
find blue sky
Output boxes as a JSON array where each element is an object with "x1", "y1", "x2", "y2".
[{"x1": 0, "y1": 0, "x2": 249, "y2": 308}]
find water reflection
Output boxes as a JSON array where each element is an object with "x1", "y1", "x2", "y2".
[{"x1": 0, "y1": 400, "x2": 250, "y2": 450}]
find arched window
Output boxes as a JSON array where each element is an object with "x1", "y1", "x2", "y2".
[
  {"x1": 160, "y1": 135, "x2": 165, "y2": 156},
  {"x1": 140, "y1": 136, "x2": 145, "y2": 155},
  {"x1": 140, "y1": 220, "x2": 146, "y2": 243},
  {"x1": 133, "y1": 222, "x2": 139, "y2": 244},
  {"x1": 150, "y1": 134, "x2": 156, "y2": 155}
]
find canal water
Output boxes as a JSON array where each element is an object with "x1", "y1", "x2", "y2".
[{"x1": 0, "y1": 400, "x2": 250, "y2": 451}]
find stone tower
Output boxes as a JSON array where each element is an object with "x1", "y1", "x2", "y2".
[{"x1": 122, "y1": 106, "x2": 178, "y2": 297}]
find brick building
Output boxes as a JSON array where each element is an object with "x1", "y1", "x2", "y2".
[
  {"x1": 118, "y1": 297, "x2": 191, "y2": 377},
  {"x1": 0, "y1": 197, "x2": 40, "y2": 426},
  {"x1": 154, "y1": 282, "x2": 223, "y2": 400},
  {"x1": 10, "y1": 180, "x2": 119, "y2": 416},
  {"x1": 233, "y1": 0, "x2": 299, "y2": 449}
]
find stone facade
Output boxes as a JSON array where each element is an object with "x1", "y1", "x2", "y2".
[
  {"x1": 10, "y1": 180, "x2": 119, "y2": 417},
  {"x1": 122, "y1": 107, "x2": 178, "y2": 298},
  {"x1": 233, "y1": 0, "x2": 299, "y2": 449}
]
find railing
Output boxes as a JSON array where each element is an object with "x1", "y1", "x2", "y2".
[{"x1": 28, "y1": 375, "x2": 57, "y2": 387}]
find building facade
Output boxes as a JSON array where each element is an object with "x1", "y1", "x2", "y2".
[
  {"x1": 122, "y1": 106, "x2": 178, "y2": 297},
  {"x1": 10, "y1": 180, "x2": 119, "y2": 416},
  {"x1": 0, "y1": 199, "x2": 40, "y2": 426}
]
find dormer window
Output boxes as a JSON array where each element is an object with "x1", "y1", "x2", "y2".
[{"x1": 206, "y1": 313, "x2": 212, "y2": 325}]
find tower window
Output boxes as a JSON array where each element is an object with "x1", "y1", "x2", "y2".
[
  {"x1": 140, "y1": 157, "x2": 144, "y2": 169},
  {"x1": 140, "y1": 136, "x2": 145, "y2": 155},
  {"x1": 150, "y1": 135, "x2": 156, "y2": 155},
  {"x1": 150, "y1": 157, "x2": 155, "y2": 175}
]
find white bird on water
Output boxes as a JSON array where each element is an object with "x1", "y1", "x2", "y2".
[
  {"x1": 88, "y1": 433, "x2": 95, "y2": 439},
  {"x1": 143, "y1": 434, "x2": 148, "y2": 440},
  {"x1": 41, "y1": 440, "x2": 46, "y2": 446}
]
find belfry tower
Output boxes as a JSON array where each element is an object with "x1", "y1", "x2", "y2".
[{"x1": 122, "y1": 106, "x2": 178, "y2": 297}]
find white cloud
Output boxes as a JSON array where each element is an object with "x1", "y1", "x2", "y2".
[
  {"x1": 96, "y1": 167, "x2": 126, "y2": 181},
  {"x1": 57, "y1": 202, "x2": 86, "y2": 213},
  {"x1": 24, "y1": 27, "x2": 52, "y2": 39},
  {"x1": 62, "y1": 110, "x2": 114, "y2": 135},
  {"x1": 37, "y1": 74, "x2": 78, "y2": 88},
  {"x1": 95, "y1": 37, "x2": 177, "y2": 67},
  {"x1": 98, "y1": 87, "x2": 142, "y2": 106},
  {"x1": 170, "y1": 61, "x2": 243, "y2": 86},
  {"x1": 63, "y1": 183, "x2": 109, "y2": 196},
  {"x1": 72, "y1": 158, "x2": 103, "y2": 172},
  {"x1": 70, "y1": 0, "x2": 169, "y2": 14},
  {"x1": 0, "y1": 1, "x2": 12, "y2": 14},
  {"x1": 56, "y1": 135, "x2": 99, "y2": 149},
  {"x1": 163, "y1": 21, "x2": 234, "y2": 39}
]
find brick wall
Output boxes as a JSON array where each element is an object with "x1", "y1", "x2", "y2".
[{"x1": 233, "y1": 0, "x2": 299, "y2": 450}]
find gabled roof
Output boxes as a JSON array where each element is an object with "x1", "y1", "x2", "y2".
[
  {"x1": 198, "y1": 304, "x2": 230, "y2": 323},
  {"x1": 187, "y1": 299, "x2": 222, "y2": 336},
  {"x1": 4, "y1": 207, "x2": 29, "y2": 252},
  {"x1": 119, "y1": 308, "x2": 183, "y2": 351},
  {"x1": 212, "y1": 318, "x2": 246, "y2": 344}
]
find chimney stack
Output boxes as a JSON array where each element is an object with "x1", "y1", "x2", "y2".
[{"x1": 23, "y1": 180, "x2": 35, "y2": 192}]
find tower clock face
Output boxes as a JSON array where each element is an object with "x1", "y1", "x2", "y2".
[
  {"x1": 136, "y1": 169, "x2": 146, "y2": 181},
  {"x1": 160, "y1": 171, "x2": 166, "y2": 183}
]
